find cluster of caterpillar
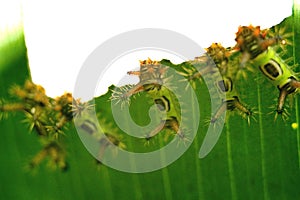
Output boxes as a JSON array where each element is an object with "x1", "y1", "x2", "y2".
[
  {"x1": 0, "y1": 80, "x2": 74, "y2": 171},
  {"x1": 0, "y1": 80, "x2": 116, "y2": 171},
  {"x1": 163, "y1": 24, "x2": 296, "y2": 124},
  {"x1": 0, "y1": 23, "x2": 297, "y2": 171},
  {"x1": 0, "y1": 79, "x2": 129, "y2": 171},
  {"x1": 115, "y1": 44, "x2": 255, "y2": 129},
  {"x1": 109, "y1": 23, "x2": 297, "y2": 147},
  {"x1": 0, "y1": 79, "x2": 127, "y2": 171}
]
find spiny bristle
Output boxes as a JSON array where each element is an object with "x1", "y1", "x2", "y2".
[
  {"x1": 174, "y1": 129, "x2": 191, "y2": 147},
  {"x1": 140, "y1": 58, "x2": 160, "y2": 66},
  {"x1": 274, "y1": 108, "x2": 290, "y2": 121},
  {"x1": 29, "y1": 141, "x2": 67, "y2": 171},
  {"x1": 268, "y1": 25, "x2": 293, "y2": 49},
  {"x1": 110, "y1": 85, "x2": 135, "y2": 106},
  {"x1": 176, "y1": 66, "x2": 202, "y2": 89},
  {"x1": 71, "y1": 99, "x2": 95, "y2": 118},
  {"x1": 234, "y1": 58, "x2": 256, "y2": 81},
  {"x1": 0, "y1": 100, "x2": 10, "y2": 120},
  {"x1": 144, "y1": 134, "x2": 157, "y2": 146},
  {"x1": 237, "y1": 106, "x2": 257, "y2": 125},
  {"x1": 268, "y1": 102, "x2": 290, "y2": 122},
  {"x1": 204, "y1": 115, "x2": 226, "y2": 128},
  {"x1": 22, "y1": 110, "x2": 48, "y2": 136},
  {"x1": 162, "y1": 75, "x2": 176, "y2": 89}
]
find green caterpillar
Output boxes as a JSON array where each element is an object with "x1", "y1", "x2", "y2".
[
  {"x1": 111, "y1": 59, "x2": 168, "y2": 106},
  {"x1": 235, "y1": 25, "x2": 299, "y2": 118},
  {"x1": 162, "y1": 43, "x2": 254, "y2": 124},
  {"x1": 211, "y1": 76, "x2": 254, "y2": 125},
  {"x1": 111, "y1": 58, "x2": 187, "y2": 143},
  {"x1": 146, "y1": 84, "x2": 183, "y2": 141},
  {"x1": 77, "y1": 116, "x2": 126, "y2": 166}
]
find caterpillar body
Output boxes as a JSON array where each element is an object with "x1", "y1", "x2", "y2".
[
  {"x1": 112, "y1": 58, "x2": 187, "y2": 143},
  {"x1": 147, "y1": 85, "x2": 184, "y2": 142},
  {"x1": 78, "y1": 118, "x2": 126, "y2": 166},
  {"x1": 211, "y1": 76, "x2": 254, "y2": 125},
  {"x1": 29, "y1": 140, "x2": 68, "y2": 172},
  {"x1": 72, "y1": 95, "x2": 127, "y2": 166},
  {"x1": 0, "y1": 80, "x2": 79, "y2": 171},
  {"x1": 162, "y1": 43, "x2": 254, "y2": 124},
  {"x1": 168, "y1": 43, "x2": 230, "y2": 88},
  {"x1": 111, "y1": 58, "x2": 169, "y2": 106},
  {"x1": 235, "y1": 25, "x2": 299, "y2": 118}
]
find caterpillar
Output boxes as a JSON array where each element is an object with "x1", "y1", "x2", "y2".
[
  {"x1": 78, "y1": 118, "x2": 126, "y2": 166},
  {"x1": 210, "y1": 76, "x2": 254, "y2": 125},
  {"x1": 0, "y1": 80, "x2": 74, "y2": 137},
  {"x1": 111, "y1": 58, "x2": 169, "y2": 106},
  {"x1": 111, "y1": 58, "x2": 188, "y2": 144},
  {"x1": 0, "y1": 80, "x2": 78, "y2": 170},
  {"x1": 29, "y1": 140, "x2": 68, "y2": 172},
  {"x1": 146, "y1": 85, "x2": 186, "y2": 143},
  {"x1": 234, "y1": 25, "x2": 299, "y2": 118},
  {"x1": 168, "y1": 43, "x2": 231, "y2": 89},
  {"x1": 162, "y1": 43, "x2": 254, "y2": 124}
]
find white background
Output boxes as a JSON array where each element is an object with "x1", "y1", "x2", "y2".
[{"x1": 3, "y1": 0, "x2": 293, "y2": 100}]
